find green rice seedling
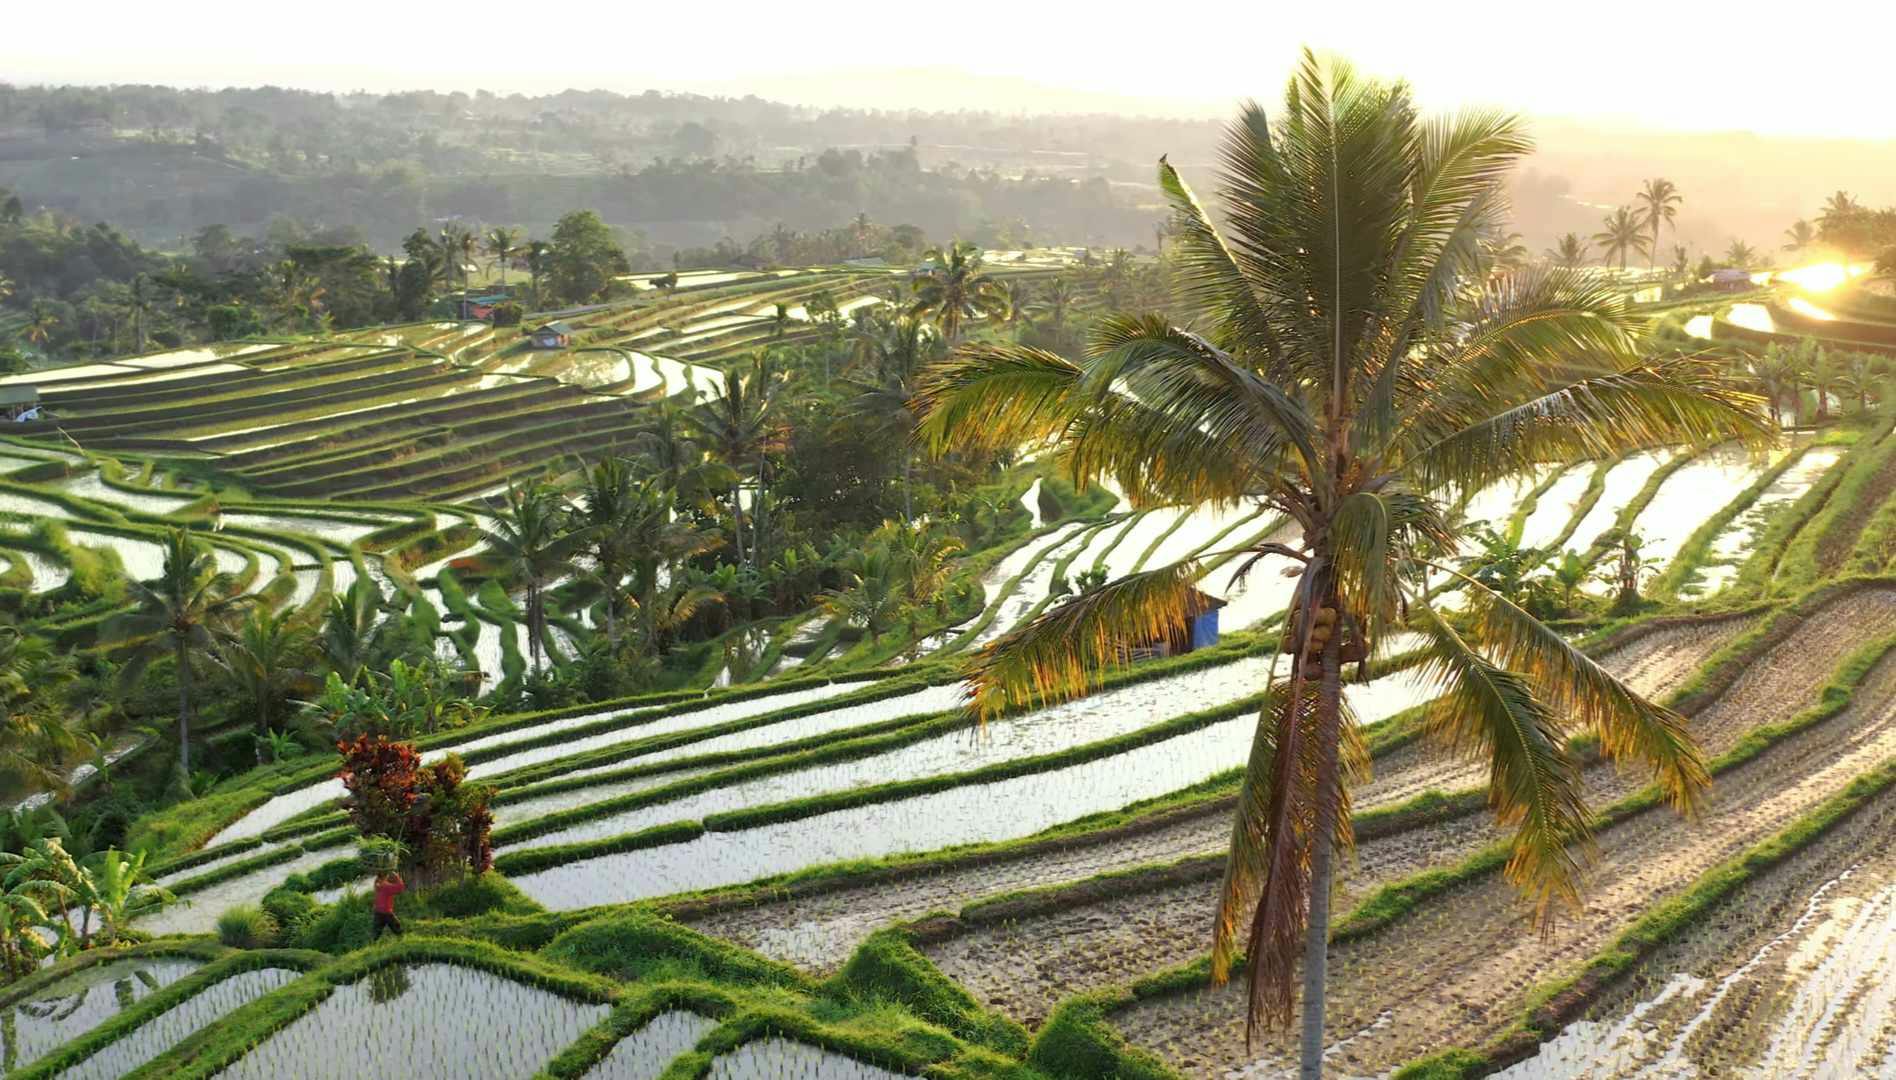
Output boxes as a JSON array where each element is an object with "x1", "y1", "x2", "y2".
[
  {"x1": 0, "y1": 957, "x2": 200, "y2": 1069},
  {"x1": 220, "y1": 963, "x2": 609, "y2": 1079},
  {"x1": 216, "y1": 905, "x2": 280, "y2": 949},
  {"x1": 580, "y1": 1010, "x2": 718, "y2": 1079}
]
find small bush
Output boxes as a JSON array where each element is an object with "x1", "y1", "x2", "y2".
[
  {"x1": 491, "y1": 300, "x2": 524, "y2": 326},
  {"x1": 261, "y1": 888, "x2": 318, "y2": 938},
  {"x1": 215, "y1": 904, "x2": 278, "y2": 949}
]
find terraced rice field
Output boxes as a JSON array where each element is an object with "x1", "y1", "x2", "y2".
[{"x1": 26, "y1": 260, "x2": 1896, "y2": 1079}]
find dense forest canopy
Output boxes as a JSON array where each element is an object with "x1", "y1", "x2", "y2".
[{"x1": 0, "y1": 83, "x2": 1172, "y2": 251}]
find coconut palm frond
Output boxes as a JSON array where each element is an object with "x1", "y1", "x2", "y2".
[
  {"x1": 1459, "y1": 575, "x2": 1707, "y2": 811},
  {"x1": 1408, "y1": 358, "x2": 1773, "y2": 495},
  {"x1": 910, "y1": 343, "x2": 1081, "y2": 456},
  {"x1": 1412, "y1": 605, "x2": 1591, "y2": 920},
  {"x1": 961, "y1": 561, "x2": 1202, "y2": 720}
]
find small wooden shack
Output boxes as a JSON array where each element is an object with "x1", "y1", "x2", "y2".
[
  {"x1": 529, "y1": 321, "x2": 574, "y2": 349},
  {"x1": 0, "y1": 385, "x2": 39, "y2": 421},
  {"x1": 1128, "y1": 586, "x2": 1227, "y2": 661}
]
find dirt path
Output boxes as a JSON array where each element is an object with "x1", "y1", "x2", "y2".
[
  {"x1": 1110, "y1": 590, "x2": 1896, "y2": 1078},
  {"x1": 682, "y1": 613, "x2": 1757, "y2": 975}
]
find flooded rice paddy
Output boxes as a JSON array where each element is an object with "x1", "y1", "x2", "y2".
[{"x1": 219, "y1": 963, "x2": 608, "y2": 1080}]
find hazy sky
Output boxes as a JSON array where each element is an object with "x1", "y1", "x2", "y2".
[{"x1": 7, "y1": 1, "x2": 1895, "y2": 138}]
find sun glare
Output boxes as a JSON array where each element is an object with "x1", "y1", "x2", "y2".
[
  {"x1": 1775, "y1": 261, "x2": 1872, "y2": 293},
  {"x1": 1784, "y1": 296, "x2": 1837, "y2": 321}
]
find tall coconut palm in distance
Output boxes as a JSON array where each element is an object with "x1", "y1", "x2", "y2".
[
  {"x1": 1545, "y1": 232, "x2": 1590, "y2": 270},
  {"x1": 485, "y1": 227, "x2": 520, "y2": 288},
  {"x1": 910, "y1": 241, "x2": 1008, "y2": 343},
  {"x1": 483, "y1": 485, "x2": 577, "y2": 674},
  {"x1": 683, "y1": 353, "x2": 782, "y2": 568},
  {"x1": 1783, "y1": 219, "x2": 1817, "y2": 255},
  {"x1": 1817, "y1": 190, "x2": 1859, "y2": 231},
  {"x1": 1593, "y1": 206, "x2": 1650, "y2": 272},
  {"x1": 1637, "y1": 178, "x2": 1681, "y2": 270},
  {"x1": 100, "y1": 530, "x2": 251, "y2": 781},
  {"x1": 914, "y1": 53, "x2": 1771, "y2": 1076}
]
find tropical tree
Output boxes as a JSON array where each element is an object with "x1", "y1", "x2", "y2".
[
  {"x1": 0, "y1": 628, "x2": 82, "y2": 795},
  {"x1": 844, "y1": 315, "x2": 940, "y2": 518},
  {"x1": 23, "y1": 302, "x2": 58, "y2": 347},
  {"x1": 615, "y1": 475, "x2": 723, "y2": 650},
  {"x1": 216, "y1": 606, "x2": 319, "y2": 760},
  {"x1": 126, "y1": 273, "x2": 153, "y2": 353},
  {"x1": 1837, "y1": 352, "x2": 1882, "y2": 413},
  {"x1": 321, "y1": 578, "x2": 385, "y2": 685},
  {"x1": 820, "y1": 521, "x2": 964, "y2": 637},
  {"x1": 910, "y1": 241, "x2": 1008, "y2": 342},
  {"x1": 576, "y1": 457, "x2": 636, "y2": 645},
  {"x1": 1636, "y1": 178, "x2": 1682, "y2": 269},
  {"x1": 1479, "y1": 228, "x2": 1530, "y2": 278},
  {"x1": 1725, "y1": 239, "x2": 1759, "y2": 269},
  {"x1": 1593, "y1": 206, "x2": 1650, "y2": 272},
  {"x1": 525, "y1": 240, "x2": 552, "y2": 306},
  {"x1": 99, "y1": 530, "x2": 250, "y2": 780},
  {"x1": 913, "y1": 55, "x2": 1769, "y2": 1073},
  {"x1": 485, "y1": 227, "x2": 520, "y2": 288},
  {"x1": 1783, "y1": 219, "x2": 1817, "y2": 255},
  {"x1": 1817, "y1": 191, "x2": 1859, "y2": 231},
  {"x1": 1671, "y1": 244, "x2": 1691, "y2": 277},
  {"x1": 1544, "y1": 233, "x2": 1589, "y2": 269},
  {"x1": 1748, "y1": 347, "x2": 1798, "y2": 427},
  {"x1": 481, "y1": 485, "x2": 577, "y2": 674},
  {"x1": 682, "y1": 353, "x2": 783, "y2": 567}
]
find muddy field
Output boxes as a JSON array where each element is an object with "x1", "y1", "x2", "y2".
[
  {"x1": 1498, "y1": 762, "x2": 1896, "y2": 1077},
  {"x1": 1109, "y1": 589, "x2": 1896, "y2": 1077}
]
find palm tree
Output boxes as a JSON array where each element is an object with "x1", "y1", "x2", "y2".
[
  {"x1": 1545, "y1": 233, "x2": 1589, "y2": 269},
  {"x1": 578, "y1": 457, "x2": 638, "y2": 645},
  {"x1": 23, "y1": 302, "x2": 58, "y2": 347},
  {"x1": 1636, "y1": 178, "x2": 1682, "y2": 270},
  {"x1": 1817, "y1": 191, "x2": 1859, "y2": 232},
  {"x1": 845, "y1": 315, "x2": 941, "y2": 518},
  {"x1": 482, "y1": 485, "x2": 577, "y2": 674},
  {"x1": 1725, "y1": 239, "x2": 1759, "y2": 270},
  {"x1": 485, "y1": 227, "x2": 520, "y2": 288},
  {"x1": 1479, "y1": 228, "x2": 1530, "y2": 279},
  {"x1": 1748, "y1": 347, "x2": 1797, "y2": 427},
  {"x1": 1837, "y1": 353, "x2": 1881, "y2": 413},
  {"x1": 1783, "y1": 219, "x2": 1817, "y2": 255},
  {"x1": 321, "y1": 578, "x2": 385, "y2": 685},
  {"x1": 682, "y1": 353, "x2": 783, "y2": 568},
  {"x1": 1671, "y1": 244, "x2": 1691, "y2": 277},
  {"x1": 127, "y1": 273, "x2": 153, "y2": 353},
  {"x1": 914, "y1": 55, "x2": 1769, "y2": 1074},
  {"x1": 0, "y1": 629, "x2": 81, "y2": 795},
  {"x1": 216, "y1": 606, "x2": 319, "y2": 761},
  {"x1": 99, "y1": 530, "x2": 251, "y2": 781},
  {"x1": 1593, "y1": 206, "x2": 1650, "y2": 272},
  {"x1": 615, "y1": 474, "x2": 723, "y2": 650},
  {"x1": 525, "y1": 240, "x2": 552, "y2": 307},
  {"x1": 910, "y1": 241, "x2": 1009, "y2": 343}
]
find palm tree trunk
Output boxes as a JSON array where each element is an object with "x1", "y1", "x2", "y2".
[
  {"x1": 1298, "y1": 632, "x2": 1346, "y2": 1079},
  {"x1": 731, "y1": 484, "x2": 748, "y2": 567},
  {"x1": 903, "y1": 450, "x2": 914, "y2": 521},
  {"x1": 174, "y1": 639, "x2": 192, "y2": 780},
  {"x1": 528, "y1": 580, "x2": 543, "y2": 673}
]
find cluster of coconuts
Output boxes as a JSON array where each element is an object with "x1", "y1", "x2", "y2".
[{"x1": 1280, "y1": 600, "x2": 1367, "y2": 677}]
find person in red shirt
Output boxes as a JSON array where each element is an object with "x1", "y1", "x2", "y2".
[{"x1": 371, "y1": 871, "x2": 406, "y2": 938}]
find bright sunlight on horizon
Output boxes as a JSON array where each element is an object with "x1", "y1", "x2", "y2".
[{"x1": 8, "y1": 0, "x2": 1896, "y2": 138}]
